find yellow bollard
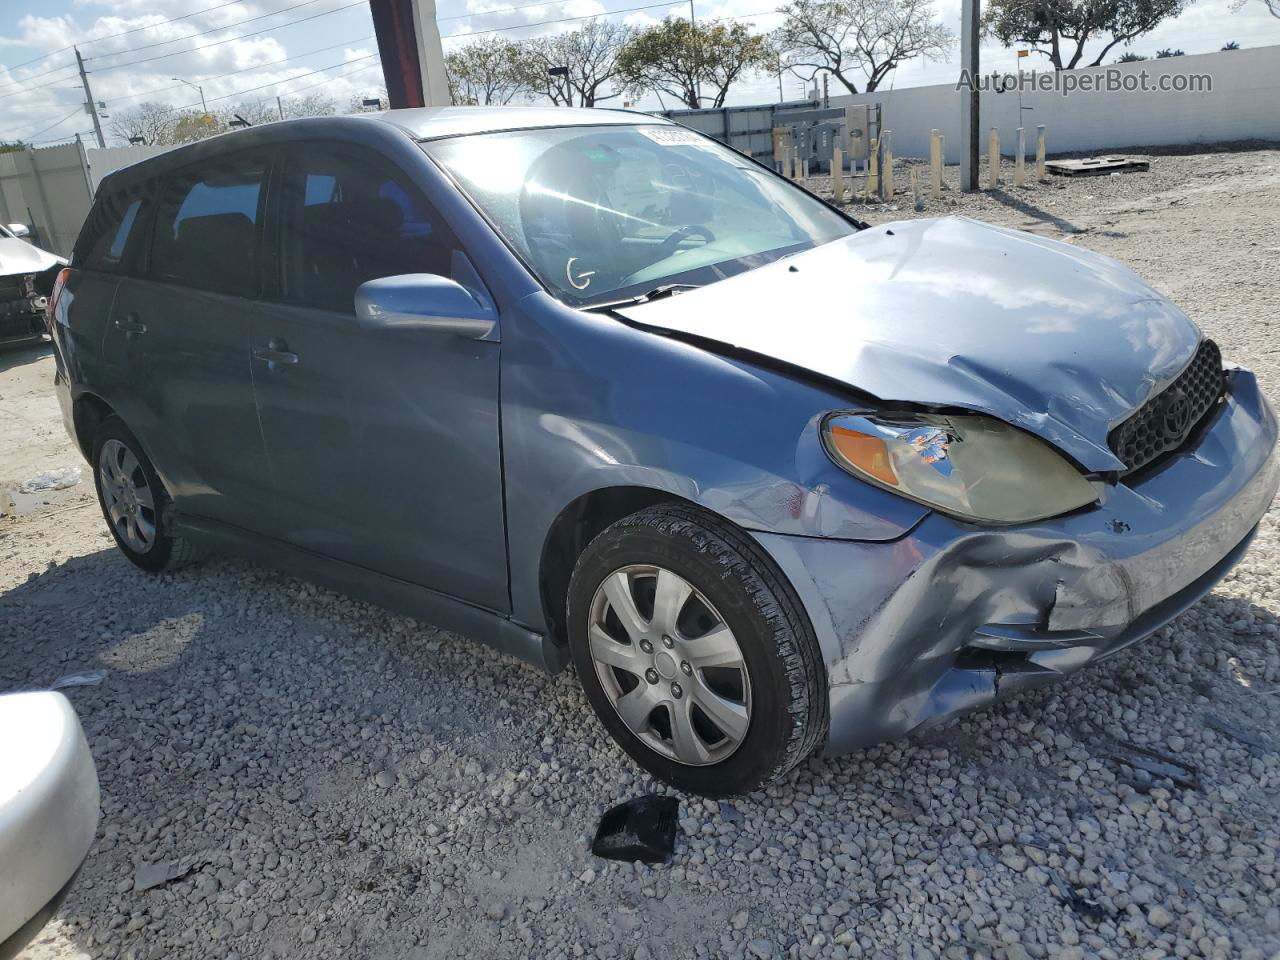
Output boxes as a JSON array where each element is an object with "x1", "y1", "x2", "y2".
[
  {"x1": 1015, "y1": 127, "x2": 1026, "y2": 187},
  {"x1": 987, "y1": 127, "x2": 1000, "y2": 189},
  {"x1": 831, "y1": 147, "x2": 845, "y2": 203},
  {"x1": 929, "y1": 129, "x2": 943, "y2": 199}
]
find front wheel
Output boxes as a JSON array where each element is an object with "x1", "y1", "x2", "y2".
[{"x1": 567, "y1": 505, "x2": 827, "y2": 796}]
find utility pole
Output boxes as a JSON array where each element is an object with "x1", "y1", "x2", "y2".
[
  {"x1": 75, "y1": 47, "x2": 106, "y2": 149},
  {"x1": 277, "y1": 95, "x2": 286, "y2": 121},
  {"x1": 959, "y1": 0, "x2": 979, "y2": 191}
]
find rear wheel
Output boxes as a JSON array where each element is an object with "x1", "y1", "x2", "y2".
[
  {"x1": 92, "y1": 417, "x2": 202, "y2": 572},
  {"x1": 568, "y1": 504, "x2": 827, "y2": 796}
]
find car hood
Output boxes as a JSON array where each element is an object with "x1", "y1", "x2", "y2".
[
  {"x1": 615, "y1": 216, "x2": 1201, "y2": 472},
  {"x1": 0, "y1": 237, "x2": 63, "y2": 277}
]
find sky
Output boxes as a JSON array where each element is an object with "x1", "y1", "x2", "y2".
[{"x1": 1, "y1": 0, "x2": 1278, "y2": 146}]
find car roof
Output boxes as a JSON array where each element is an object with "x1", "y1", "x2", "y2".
[{"x1": 94, "y1": 106, "x2": 668, "y2": 196}]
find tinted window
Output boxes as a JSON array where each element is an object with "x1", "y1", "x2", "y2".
[
  {"x1": 150, "y1": 152, "x2": 266, "y2": 296},
  {"x1": 279, "y1": 145, "x2": 459, "y2": 313},
  {"x1": 76, "y1": 188, "x2": 150, "y2": 273}
]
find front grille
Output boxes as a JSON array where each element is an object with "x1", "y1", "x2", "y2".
[{"x1": 1108, "y1": 338, "x2": 1224, "y2": 475}]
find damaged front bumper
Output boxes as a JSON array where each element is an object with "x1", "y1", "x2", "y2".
[
  {"x1": 755, "y1": 367, "x2": 1279, "y2": 756},
  {"x1": 0, "y1": 275, "x2": 48, "y2": 345}
]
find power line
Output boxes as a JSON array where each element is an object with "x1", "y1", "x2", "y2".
[
  {"x1": 0, "y1": 0, "x2": 363, "y2": 98},
  {"x1": 105, "y1": 34, "x2": 378, "y2": 109},
  {"x1": 86, "y1": 0, "x2": 330, "y2": 62},
  {"x1": 21, "y1": 106, "x2": 83, "y2": 142},
  {"x1": 91, "y1": 0, "x2": 367, "y2": 74},
  {"x1": 0, "y1": 0, "x2": 366, "y2": 102},
  {"x1": 0, "y1": 0, "x2": 248, "y2": 77}
]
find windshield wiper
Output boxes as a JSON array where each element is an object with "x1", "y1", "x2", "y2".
[{"x1": 585, "y1": 283, "x2": 702, "y2": 312}]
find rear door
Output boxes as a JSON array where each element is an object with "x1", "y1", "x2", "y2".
[
  {"x1": 104, "y1": 149, "x2": 273, "y2": 527},
  {"x1": 248, "y1": 140, "x2": 509, "y2": 611},
  {"x1": 61, "y1": 184, "x2": 149, "y2": 386}
]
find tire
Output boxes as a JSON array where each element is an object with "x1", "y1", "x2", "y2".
[
  {"x1": 567, "y1": 504, "x2": 828, "y2": 796},
  {"x1": 91, "y1": 416, "x2": 203, "y2": 572}
]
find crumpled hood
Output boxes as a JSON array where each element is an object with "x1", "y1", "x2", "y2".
[
  {"x1": 616, "y1": 216, "x2": 1201, "y2": 472},
  {"x1": 0, "y1": 237, "x2": 63, "y2": 277}
]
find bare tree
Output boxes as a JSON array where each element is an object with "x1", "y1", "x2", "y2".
[
  {"x1": 107, "y1": 101, "x2": 177, "y2": 146},
  {"x1": 775, "y1": 0, "x2": 953, "y2": 94},
  {"x1": 446, "y1": 36, "x2": 532, "y2": 105},
  {"x1": 518, "y1": 20, "x2": 635, "y2": 107},
  {"x1": 984, "y1": 0, "x2": 1191, "y2": 70},
  {"x1": 348, "y1": 86, "x2": 389, "y2": 112}
]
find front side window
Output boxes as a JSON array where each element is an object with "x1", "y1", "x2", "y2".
[
  {"x1": 150, "y1": 152, "x2": 266, "y2": 296},
  {"x1": 278, "y1": 145, "x2": 459, "y2": 314},
  {"x1": 425, "y1": 125, "x2": 856, "y2": 307}
]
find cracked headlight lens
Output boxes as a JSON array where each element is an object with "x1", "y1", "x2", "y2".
[{"x1": 822, "y1": 411, "x2": 1097, "y2": 524}]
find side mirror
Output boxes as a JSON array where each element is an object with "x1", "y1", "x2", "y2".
[
  {"x1": 354, "y1": 273, "x2": 497, "y2": 340},
  {"x1": 7, "y1": 223, "x2": 31, "y2": 239}
]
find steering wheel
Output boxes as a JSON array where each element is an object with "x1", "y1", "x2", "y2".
[{"x1": 656, "y1": 225, "x2": 716, "y2": 260}]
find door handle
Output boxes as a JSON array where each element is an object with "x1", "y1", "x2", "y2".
[
  {"x1": 253, "y1": 338, "x2": 299, "y2": 371},
  {"x1": 114, "y1": 313, "x2": 147, "y2": 339}
]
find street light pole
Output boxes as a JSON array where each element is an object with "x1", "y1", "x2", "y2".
[{"x1": 172, "y1": 77, "x2": 208, "y2": 114}]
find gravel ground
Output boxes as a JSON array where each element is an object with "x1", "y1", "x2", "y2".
[{"x1": 3, "y1": 145, "x2": 1280, "y2": 960}]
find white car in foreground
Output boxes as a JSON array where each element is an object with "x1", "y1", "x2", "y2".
[{"x1": 0, "y1": 692, "x2": 99, "y2": 959}]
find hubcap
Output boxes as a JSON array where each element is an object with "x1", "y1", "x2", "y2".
[
  {"x1": 98, "y1": 438, "x2": 157, "y2": 553},
  {"x1": 587, "y1": 564, "x2": 752, "y2": 766}
]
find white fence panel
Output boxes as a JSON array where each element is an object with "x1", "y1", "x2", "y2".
[{"x1": 830, "y1": 44, "x2": 1280, "y2": 160}]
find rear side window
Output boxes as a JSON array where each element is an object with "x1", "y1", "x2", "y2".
[
  {"x1": 277, "y1": 144, "x2": 459, "y2": 314},
  {"x1": 75, "y1": 188, "x2": 150, "y2": 273},
  {"x1": 150, "y1": 152, "x2": 267, "y2": 296}
]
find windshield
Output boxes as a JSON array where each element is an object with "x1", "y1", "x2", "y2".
[{"x1": 425, "y1": 124, "x2": 856, "y2": 307}]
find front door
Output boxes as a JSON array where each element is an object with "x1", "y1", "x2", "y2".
[{"x1": 248, "y1": 141, "x2": 509, "y2": 612}]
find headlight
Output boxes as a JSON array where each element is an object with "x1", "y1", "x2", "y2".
[{"x1": 822, "y1": 411, "x2": 1097, "y2": 524}]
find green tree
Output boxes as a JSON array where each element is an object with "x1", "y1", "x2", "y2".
[
  {"x1": 1220, "y1": 39, "x2": 1240, "y2": 48},
  {"x1": 1155, "y1": 46, "x2": 1184, "y2": 56},
  {"x1": 617, "y1": 18, "x2": 773, "y2": 109},
  {"x1": 983, "y1": 0, "x2": 1191, "y2": 70},
  {"x1": 775, "y1": 0, "x2": 952, "y2": 94},
  {"x1": 1115, "y1": 50, "x2": 1147, "y2": 60}
]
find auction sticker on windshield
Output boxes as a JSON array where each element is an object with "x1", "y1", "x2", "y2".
[{"x1": 637, "y1": 127, "x2": 706, "y2": 147}]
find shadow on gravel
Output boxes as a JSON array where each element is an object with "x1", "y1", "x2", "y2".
[
  {"x1": 987, "y1": 189, "x2": 1088, "y2": 236},
  {"x1": 0, "y1": 338, "x2": 51, "y2": 375}
]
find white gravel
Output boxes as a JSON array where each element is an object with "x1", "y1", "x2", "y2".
[{"x1": 3, "y1": 145, "x2": 1280, "y2": 960}]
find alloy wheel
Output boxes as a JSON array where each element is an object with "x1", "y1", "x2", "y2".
[
  {"x1": 98, "y1": 438, "x2": 157, "y2": 553},
  {"x1": 587, "y1": 564, "x2": 752, "y2": 766}
]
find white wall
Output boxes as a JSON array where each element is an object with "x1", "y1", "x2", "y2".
[
  {"x1": 85, "y1": 144, "x2": 176, "y2": 192},
  {"x1": 0, "y1": 142, "x2": 178, "y2": 257},
  {"x1": 831, "y1": 44, "x2": 1280, "y2": 160}
]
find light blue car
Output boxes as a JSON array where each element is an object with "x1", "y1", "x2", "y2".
[{"x1": 49, "y1": 107, "x2": 1277, "y2": 795}]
